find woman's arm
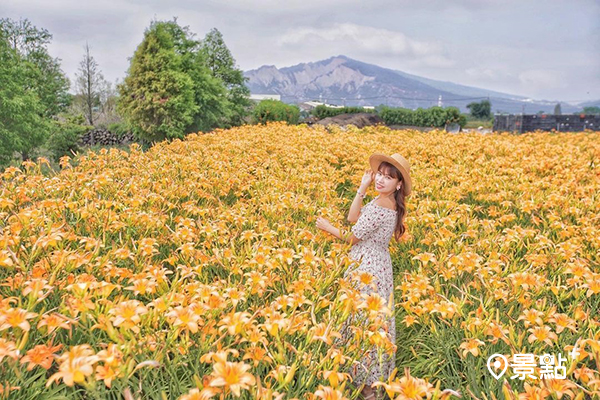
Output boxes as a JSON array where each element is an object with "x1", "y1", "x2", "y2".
[
  {"x1": 316, "y1": 218, "x2": 361, "y2": 245},
  {"x1": 347, "y1": 190, "x2": 366, "y2": 223},
  {"x1": 347, "y1": 170, "x2": 374, "y2": 223}
]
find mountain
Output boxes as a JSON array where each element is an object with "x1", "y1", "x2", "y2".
[
  {"x1": 244, "y1": 55, "x2": 579, "y2": 114},
  {"x1": 579, "y1": 99, "x2": 600, "y2": 108},
  {"x1": 391, "y1": 70, "x2": 527, "y2": 100}
]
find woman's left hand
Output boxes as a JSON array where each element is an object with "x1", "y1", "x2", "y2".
[{"x1": 316, "y1": 217, "x2": 333, "y2": 234}]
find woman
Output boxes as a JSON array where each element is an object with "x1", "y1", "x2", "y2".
[{"x1": 316, "y1": 152, "x2": 412, "y2": 400}]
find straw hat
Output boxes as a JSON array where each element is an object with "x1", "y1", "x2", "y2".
[{"x1": 368, "y1": 152, "x2": 412, "y2": 197}]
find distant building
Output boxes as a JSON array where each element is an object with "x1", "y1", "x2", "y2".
[
  {"x1": 299, "y1": 101, "x2": 345, "y2": 111},
  {"x1": 250, "y1": 94, "x2": 281, "y2": 102}
]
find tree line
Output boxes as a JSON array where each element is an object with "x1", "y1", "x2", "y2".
[
  {"x1": 2, "y1": 17, "x2": 599, "y2": 168},
  {"x1": 0, "y1": 17, "x2": 250, "y2": 167}
]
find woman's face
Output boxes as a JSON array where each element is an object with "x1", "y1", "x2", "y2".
[{"x1": 374, "y1": 168, "x2": 400, "y2": 194}]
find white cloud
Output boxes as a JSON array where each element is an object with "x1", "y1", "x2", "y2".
[
  {"x1": 1, "y1": 0, "x2": 598, "y2": 102},
  {"x1": 277, "y1": 23, "x2": 455, "y2": 67},
  {"x1": 518, "y1": 69, "x2": 567, "y2": 91},
  {"x1": 465, "y1": 67, "x2": 513, "y2": 81}
]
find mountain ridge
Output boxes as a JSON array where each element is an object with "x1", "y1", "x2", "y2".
[{"x1": 244, "y1": 56, "x2": 581, "y2": 114}]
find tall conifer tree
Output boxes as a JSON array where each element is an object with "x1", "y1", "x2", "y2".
[
  {"x1": 117, "y1": 22, "x2": 197, "y2": 142},
  {"x1": 200, "y1": 28, "x2": 250, "y2": 127}
]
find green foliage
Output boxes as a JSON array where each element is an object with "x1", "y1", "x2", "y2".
[
  {"x1": 312, "y1": 105, "x2": 375, "y2": 119},
  {"x1": 117, "y1": 21, "x2": 198, "y2": 143},
  {"x1": 108, "y1": 121, "x2": 131, "y2": 140},
  {"x1": 186, "y1": 54, "x2": 230, "y2": 133},
  {"x1": 463, "y1": 118, "x2": 492, "y2": 129},
  {"x1": 157, "y1": 20, "x2": 231, "y2": 134},
  {"x1": 446, "y1": 107, "x2": 468, "y2": 128},
  {"x1": 118, "y1": 21, "x2": 250, "y2": 142},
  {"x1": 0, "y1": 18, "x2": 70, "y2": 118},
  {"x1": 200, "y1": 28, "x2": 251, "y2": 127},
  {"x1": 380, "y1": 107, "x2": 413, "y2": 125},
  {"x1": 466, "y1": 100, "x2": 491, "y2": 119},
  {"x1": 252, "y1": 100, "x2": 300, "y2": 124},
  {"x1": 379, "y1": 106, "x2": 466, "y2": 128},
  {"x1": 0, "y1": 29, "x2": 50, "y2": 166},
  {"x1": 0, "y1": 17, "x2": 70, "y2": 166},
  {"x1": 46, "y1": 115, "x2": 91, "y2": 161},
  {"x1": 582, "y1": 106, "x2": 600, "y2": 115}
]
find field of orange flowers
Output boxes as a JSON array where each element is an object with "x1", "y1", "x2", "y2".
[{"x1": 0, "y1": 122, "x2": 599, "y2": 399}]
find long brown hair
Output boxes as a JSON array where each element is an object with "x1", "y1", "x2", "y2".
[{"x1": 377, "y1": 161, "x2": 407, "y2": 241}]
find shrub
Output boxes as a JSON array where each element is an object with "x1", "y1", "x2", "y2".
[
  {"x1": 108, "y1": 121, "x2": 132, "y2": 140},
  {"x1": 252, "y1": 100, "x2": 300, "y2": 124},
  {"x1": 444, "y1": 107, "x2": 467, "y2": 127},
  {"x1": 312, "y1": 105, "x2": 375, "y2": 119},
  {"x1": 46, "y1": 116, "x2": 91, "y2": 161},
  {"x1": 379, "y1": 106, "x2": 466, "y2": 128},
  {"x1": 466, "y1": 100, "x2": 492, "y2": 119}
]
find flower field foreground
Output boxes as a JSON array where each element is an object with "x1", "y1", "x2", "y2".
[{"x1": 0, "y1": 123, "x2": 599, "y2": 399}]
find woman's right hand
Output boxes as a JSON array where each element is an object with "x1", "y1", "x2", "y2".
[{"x1": 360, "y1": 169, "x2": 374, "y2": 189}]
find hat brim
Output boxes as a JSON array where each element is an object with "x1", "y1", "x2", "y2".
[{"x1": 369, "y1": 153, "x2": 412, "y2": 197}]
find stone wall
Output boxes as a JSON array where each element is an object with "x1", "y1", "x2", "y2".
[
  {"x1": 314, "y1": 113, "x2": 385, "y2": 129},
  {"x1": 79, "y1": 128, "x2": 135, "y2": 146},
  {"x1": 494, "y1": 115, "x2": 600, "y2": 133}
]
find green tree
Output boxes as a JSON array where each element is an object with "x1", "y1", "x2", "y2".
[
  {"x1": 46, "y1": 115, "x2": 91, "y2": 162},
  {"x1": 582, "y1": 106, "x2": 600, "y2": 115},
  {"x1": 118, "y1": 20, "x2": 236, "y2": 141},
  {"x1": 466, "y1": 99, "x2": 492, "y2": 119},
  {"x1": 252, "y1": 100, "x2": 299, "y2": 124},
  {"x1": 0, "y1": 18, "x2": 70, "y2": 118},
  {"x1": 117, "y1": 22, "x2": 197, "y2": 143},
  {"x1": 186, "y1": 57, "x2": 231, "y2": 132},
  {"x1": 160, "y1": 21, "x2": 230, "y2": 132},
  {"x1": 0, "y1": 20, "x2": 54, "y2": 165},
  {"x1": 200, "y1": 28, "x2": 251, "y2": 126}
]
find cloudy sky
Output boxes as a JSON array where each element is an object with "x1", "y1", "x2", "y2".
[{"x1": 2, "y1": 0, "x2": 599, "y2": 103}]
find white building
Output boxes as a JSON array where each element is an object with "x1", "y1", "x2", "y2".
[
  {"x1": 300, "y1": 101, "x2": 345, "y2": 111},
  {"x1": 249, "y1": 94, "x2": 281, "y2": 101}
]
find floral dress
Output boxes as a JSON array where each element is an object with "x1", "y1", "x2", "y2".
[{"x1": 341, "y1": 196, "x2": 397, "y2": 388}]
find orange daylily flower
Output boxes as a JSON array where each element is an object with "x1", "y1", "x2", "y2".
[
  {"x1": 313, "y1": 385, "x2": 348, "y2": 400},
  {"x1": 360, "y1": 293, "x2": 391, "y2": 318},
  {"x1": 37, "y1": 312, "x2": 72, "y2": 334},
  {"x1": 517, "y1": 383, "x2": 550, "y2": 400},
  {"x1": 208, "y1": 360, "x2": 256, "y2": 397},
  {"x1": 459, "y1": 338, "x2": 485, "y2": 358},
  {"x1": 46, "y1": 345, "x2": 99, "y2": 387},
  {"x1": 179, "y1": 387, "x2": 220, "y2": 400},
  {"x1": 310, "y1": 322, "x2": 342, "y2": 345},
  {"x1": 0, "y1": 307, "x2": 37, "y2": 332},
  {"x1": 373, "y1": 368, "x2": 435, "y2": 400},
  {"x1": 108, "y1": 300, "x2": 148, "y2": 333},
  {"x1": 0, "y1": 338, "x2": 19, "y2": 362},
  {"x1": 166, "y1": 306, "x2": 201, "y2": 334},
  {"x1": 20, "y1": 343, "x2": 62, "y2": 370},
  {"x1": 527, "y1": 325, "x2": 558, "y2": 346}
]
